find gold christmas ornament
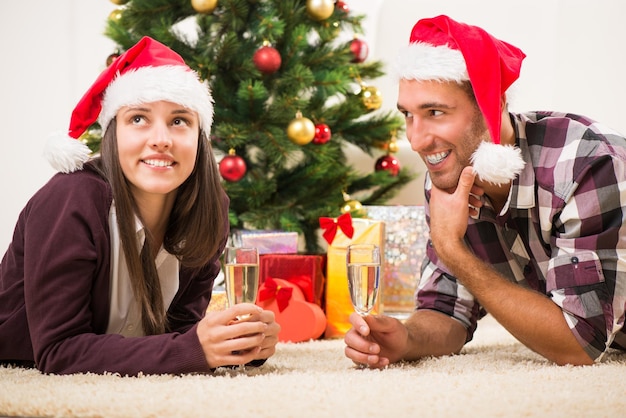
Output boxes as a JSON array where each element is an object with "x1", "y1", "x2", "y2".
[
  {"x1": 191, "y1": 0, "x2": 218, "y2": 14},
  {"x1": 306, "y1": 0, "x2": 334, "y2": 21},
  {"x1": 109, "y1": 0, "x2": 129, "y2": 5},
  {"x1": 287, "y1": 111, "x2": 315, "y2": 145},
  {"x1": 388, "y1": 139, "x2": 399, "y2": 154},
  {"x1": 341, "y1": 191, "x2": 364, "y2": 216},
  {"x1": 108, "y1": 8, "x2": 123, "y2": 23},
  {"x1": 341, "y1": 199, "x2": 363, "y2": 215},
  {"x1": 360, "y1": 85, "x2": 382, "y2": 111},
  {"x1": 388, "y1": 131, "x2": 399, "y2": 154}
]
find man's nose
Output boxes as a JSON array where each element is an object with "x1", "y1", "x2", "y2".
[{"x1": 406, "y1": 118, "x2": 429, "y2": 152}]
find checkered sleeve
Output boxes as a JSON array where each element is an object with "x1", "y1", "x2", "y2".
[
  {"x1": 544, "y1": 152, "x2": 626, "y2": 360},
  {"x1": 416, "y1": 237, "x2": 483, "y2": 342}
]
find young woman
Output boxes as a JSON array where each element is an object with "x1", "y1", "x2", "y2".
[{"x1": 0, "y1": 36, "x2": 279, "y2": 375}]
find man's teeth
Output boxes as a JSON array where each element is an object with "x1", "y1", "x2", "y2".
[
  {"x1": 143, "y1": 159, "x2": 173, "y2": 167},
  {"x1": 426, "y1": 151, "x2": 449, "y2": 165}
]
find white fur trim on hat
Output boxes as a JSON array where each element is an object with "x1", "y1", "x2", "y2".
[
  {"x1": 43, "y1": 131, "x2": 92, "y2": 173},
  {"x1": 470, "y1": 141, "x2": 525, "y2": 185},
  {"x1": 99, "y1": 65, "x2": 214, "y2": 134},
  {"x1": 393, "y1": 42, "x2": 468, "y2": 82}
]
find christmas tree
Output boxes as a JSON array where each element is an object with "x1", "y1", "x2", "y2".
[{"x1": 95, "y1": 0, "x2": 414, "y2": 253}]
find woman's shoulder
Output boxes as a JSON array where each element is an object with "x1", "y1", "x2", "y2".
[{"x1": 30, "y1": 166, "x2": 113, "y2": 212}]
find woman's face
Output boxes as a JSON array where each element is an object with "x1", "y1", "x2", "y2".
[{"x1": 115, "y1": 101, "x2": 199, "y2": 202}]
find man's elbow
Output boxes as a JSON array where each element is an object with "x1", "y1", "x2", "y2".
[{"x1": 552, "y1": 350, "x2": 595, "y2": 366}]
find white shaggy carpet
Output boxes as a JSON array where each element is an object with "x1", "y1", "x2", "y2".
[{"x1": 1, "y1": 315, "x2": 625, "y2": 418}]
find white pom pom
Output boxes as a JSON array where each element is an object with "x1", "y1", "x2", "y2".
[
  {"x1": 43, "y1": 132, "x2": 92, "y2": 173},
  {"x1": 470, "y1": 141, "x2": 525, "y2": 185}
]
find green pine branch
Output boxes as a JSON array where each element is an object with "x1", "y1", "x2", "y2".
[{"x1": 97, "y1": 0, "x2": 418, "y2": 254}]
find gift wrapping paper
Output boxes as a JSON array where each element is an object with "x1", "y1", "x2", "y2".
[
  {"x1": 259, "y1": 253, "x2": 326, "y2": 307},
  {"x1": 231, "y1": 229, "x2": 299, "y2": 254},
  {"x1": 325, "y1": 219, "x2": 384, "y2": 338},
  {"x1": 365, "y1": 206, "x2": 429, "y2": 319}
]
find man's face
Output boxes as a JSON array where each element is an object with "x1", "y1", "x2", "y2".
[{"x1": 397, "y1": 79, "x2": 489, "y2": 192}]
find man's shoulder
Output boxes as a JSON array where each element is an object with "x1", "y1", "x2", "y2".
[
  {"x1": 517, "y1": 111, "x2": 624, "y2": 142},
  {"x1": 516, "y1": 111, "x2": 626, "y2": 158}
]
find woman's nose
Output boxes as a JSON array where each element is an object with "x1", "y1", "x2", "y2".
[{"x1": 150, "y1": 122, "x2": 172, "y2": 149}]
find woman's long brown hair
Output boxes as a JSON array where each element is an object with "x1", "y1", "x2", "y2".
[{"x1": 90, "y1": 118, "x2": 227, "y2": 335}]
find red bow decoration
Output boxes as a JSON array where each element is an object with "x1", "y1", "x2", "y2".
[
  {"x1": 258, "y1": 277, "x2": 293, "y2": 312},
  {"x1": 319, "y1": 212, "x2": 354, "y2": 244}
]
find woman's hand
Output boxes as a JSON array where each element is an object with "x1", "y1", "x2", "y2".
[{"x1": 197, "y1": 303, "x2": 280, "y2": 368}]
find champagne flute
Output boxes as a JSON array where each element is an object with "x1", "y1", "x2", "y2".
[
  {"x1": 346, "y1": 244, "x2": 381, "y2": 316},
  {"x1": 223, "y1": 246, "x2": 260, "y2": 315},
  {"x1": 223, "y1": 246, "x2": 260, "y2": 370}
]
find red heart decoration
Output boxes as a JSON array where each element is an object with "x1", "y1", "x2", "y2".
[{"x1": 256, "y1": 278, "x2": 326, "y2": 343}]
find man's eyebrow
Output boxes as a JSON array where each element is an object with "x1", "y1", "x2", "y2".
[{"x1": 397, "y1": 102, "x2": 454, "y2": 111}]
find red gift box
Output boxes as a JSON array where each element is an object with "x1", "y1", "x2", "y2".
[
  {"x1": 257, "y1": 254, "x2": 327, "y2": 342},
  {"x1": 259, "y1": 254, "x2": 326, "y2": 308}
]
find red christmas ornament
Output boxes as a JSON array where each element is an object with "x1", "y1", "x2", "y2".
[
  {"x1": 336, "y1": 1, "x2": 349, "y2": 14},
  {"x1": 219, "y1": 152, "x2": 247, "y2": 182},
  {"x1": 375, "y1": 155, "x2": 400, "y2": 177},
  {"x1": 253, "y1": 45, "x2": 281, "y2": 74},
  {"x1": 350, "y1": 38, "x2": 369, "y2": 63},
  {"x1": 106, "y1": 53, "x2": 120, "y2": 66},
  {"x1": 313, "y1": 123, "x2": 331, "y2": 144}
]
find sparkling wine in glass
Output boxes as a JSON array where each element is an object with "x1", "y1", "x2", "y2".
[
  {"x1": 223, "y1": 246, "x2": 259, "y2": 369},
  {"x1": 347, "y1": 244, "x2": 381, "y2": 316},
  {"x1": 224, "y1": 246, "x2": 259, "y2": 308}
]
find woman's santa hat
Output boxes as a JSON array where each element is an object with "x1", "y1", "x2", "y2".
[
  {"x1": 44, "y1": 36, "x2": 214, "y2": 173},
  {"x1": 395, "y1": 15, "x2": 527, "y2": 185}
]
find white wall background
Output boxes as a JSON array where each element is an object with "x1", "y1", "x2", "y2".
[{"x1": 1, "y1": 0, "x2": 625, "y2": 253}]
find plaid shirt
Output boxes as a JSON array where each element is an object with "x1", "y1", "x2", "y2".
[{"x1": 418, "y1": 111, "x2": 626, "y2": 361}]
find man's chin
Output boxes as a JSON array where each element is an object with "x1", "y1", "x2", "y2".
[{"x1": 429, "y1": 172, "x2": 462, "y2": 193}]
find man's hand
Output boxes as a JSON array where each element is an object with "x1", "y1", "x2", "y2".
[
  {"x1": 429, "y1": 166, "x2": 480, "y2": 261},
  {"x1": 343, "y1": 313, "x2": 409, "y2": 369}
]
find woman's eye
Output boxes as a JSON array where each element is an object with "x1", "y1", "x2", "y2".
[
  {"x1": 172, "y1": 117, "x2": 189, "y2": 126},
  {"x1": 131, "y1": 115, "x2": 145, "y2": 124}
]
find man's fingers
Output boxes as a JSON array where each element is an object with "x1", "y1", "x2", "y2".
[{"x1": 457, "y1": 166, "x2": 477, "y2": 196}]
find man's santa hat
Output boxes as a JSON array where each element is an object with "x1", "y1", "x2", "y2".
[
  {"x1": 395, "y1": 15, "x2": 526, "y2": 185},
  {"x1": 44, "y1": 36, "x2": 214, "y2": 173}
]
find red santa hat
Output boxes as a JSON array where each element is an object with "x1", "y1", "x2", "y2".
[
  {"x1": 395, "y1": 15, "x2": 527, "y2": 185},
  {"x1": 44, "y1": 36, "x2": 214, "y2": 173}
]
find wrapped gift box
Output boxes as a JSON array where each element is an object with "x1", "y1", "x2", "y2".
[
  {"x1": 324, "y1": 218, "x2": 384, "y2": 338},
  {"x1": 259, "y1": 253, "x2": 326, "y2": 307},
  {"x1": 257, "y1": 278, "x2": 326, "y2": 342},
  {"x1": 257, "y1": 254, "x2": 327, "y2": 342},
  {"x1": 365, "y1": 206, "x2": 429, "y2": 319},
  {"x1": 231, "y1": 229, "x2": 299, "y2": 254}
]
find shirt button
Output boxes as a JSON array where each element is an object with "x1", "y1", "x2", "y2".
[{"x1": 571, "y1": 257, "x2": 579, "y2": 264}]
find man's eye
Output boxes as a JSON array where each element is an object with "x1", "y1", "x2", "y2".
[{"x1": 400, "y1": 110, "x2": 413, "y2": 118}]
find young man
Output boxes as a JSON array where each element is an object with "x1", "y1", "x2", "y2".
[{"x1": 344, "y1": 15, "x2": 626, "y2": 367}]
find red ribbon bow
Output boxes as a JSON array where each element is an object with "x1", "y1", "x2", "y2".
[
  {"x1": 258, "y1": 277, "x2": 293, "y2": 312},
  {"x1": 319, "y1": 212, "x2": 354, "y2": 244}
]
